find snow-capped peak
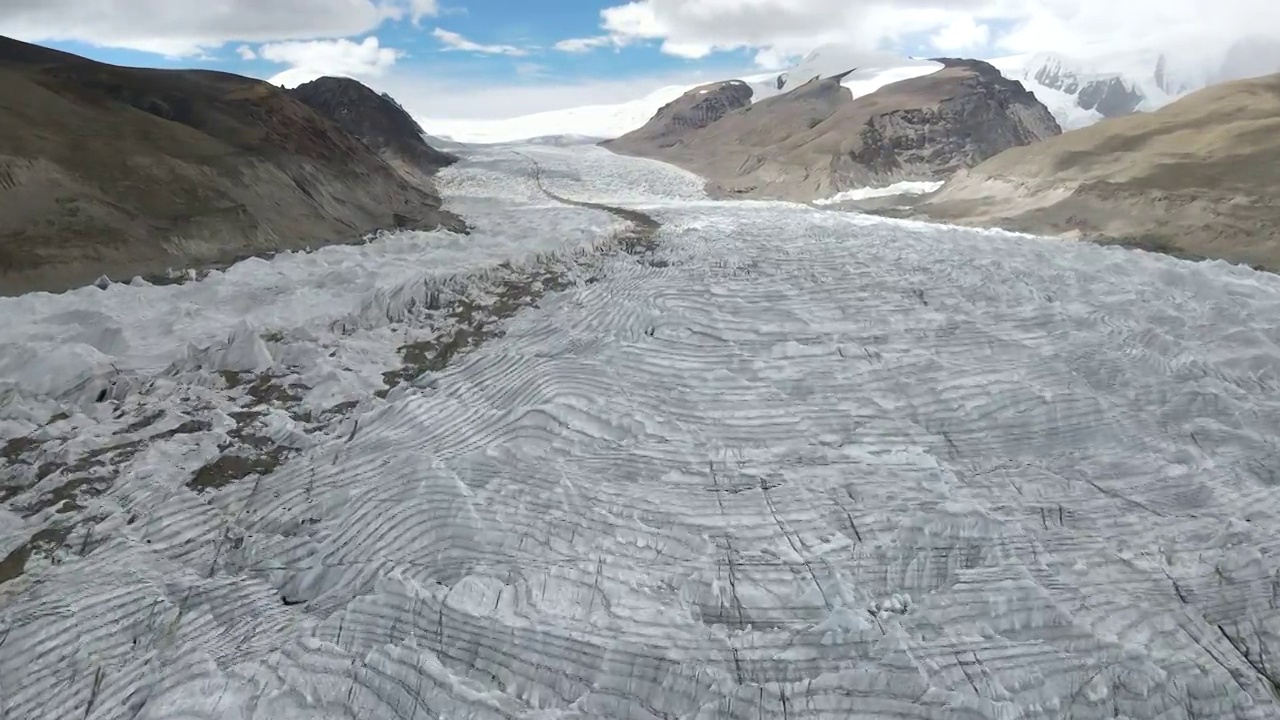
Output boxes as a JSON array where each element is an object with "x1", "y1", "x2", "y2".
[
  {"x1": 989, "y1": 50, "x2": 1179, "y2": 128},
  {"x1": 417, "y1": 38, "x2": 1280, "y2": 145},
  {"x1": 1020, "y1": 52, "x2": 1129, "y2": 91}
]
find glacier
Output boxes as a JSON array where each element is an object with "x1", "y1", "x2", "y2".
[{"x1": 4, "y1": 144, "x2": 1280, "y2": 718}]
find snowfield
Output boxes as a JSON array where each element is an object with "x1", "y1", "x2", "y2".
[
  {"x1": 420, "y1": 84, "x2": 698, "y2": 145},
  {"x1": 812, "y1": 181, "x2": 945, "y2": 206},
  {"x1": 5, "y1": 145, "x2": 1280, "y2": 718},
  {"x1": 419, "y1": 63, "x2": 947, "y2": 146}
]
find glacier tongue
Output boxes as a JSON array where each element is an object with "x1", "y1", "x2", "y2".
[{"x1": 3, "y1": 145, "x2": 1280, "y2": 718}]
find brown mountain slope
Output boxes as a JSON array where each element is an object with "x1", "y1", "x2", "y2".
[
  {"x1": 0, "y1": 37, "x2": 464, "y2": 296},
  {"x1": 915, "y1": 71, "x2": 1280, "y2": 270},
  {"x1": 604, "y1": 59, "x2": 1060, "y2": 202},
  {"x1": 289, "y1": 76, "x2": 458, "y2": 176},
  {"x1": 601, "y1": 79, "x2": 754, "y2": 151}
]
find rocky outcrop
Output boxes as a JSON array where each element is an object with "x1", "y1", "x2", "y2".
[
  {"x1": 604, "y1": 58, "x2": 1060, "y2": 202},
  {"x1": 602, "y1": 80, "x2": 752, "y2": 151},
  {"x1": 0, "y1": 36, "x2": 464, "y2": 295},
  {"x1": 1032, "y1": 60, "x2": 1143, "y2": 118},
  {"x1": 910, "y1": 71, "x2": 1280, "y2": 270},
  {"x1": 834, "y1": 59, "x2": 1061, "y2": 182},
  {"x1": 1152, "y1": 54, "x2": 1178, "y2": 95},
  {"x1": 289, "y1": 76, "x2": 457, "y2": 173},
  {"x1": 1075, "y1": 77, "x2": 1144, "y2": 117}
]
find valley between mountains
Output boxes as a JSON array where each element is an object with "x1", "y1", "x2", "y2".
[
  {"x1": 4, "y1": 141, "x2": 1280, "y2": 719},
  {"x1": 4, "y1": 23, "x2": 1280, "y2": 720}
]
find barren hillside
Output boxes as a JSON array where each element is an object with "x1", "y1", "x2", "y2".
[
  {"x1": 917, "y1": 71, "x2": 1280, "y2": 269},
  {"x1": 0, "y1": 37, "x2": 463, "y2": 295},
  {"x1": 605, "y1": 59, "x2": 1060, "y2": 201}
]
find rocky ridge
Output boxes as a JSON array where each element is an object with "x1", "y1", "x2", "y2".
[
  {"x1": 289, "y1": 76, "x2": 458, "y2": 176},
  {"x1": 605, "y1": 79, "x2": 754, "y2": 150},
  {"x1": 604, "y1": 58, "x2": 1060, "y2": 202},
  {"x1": 1031, "y1": 59, "x2": 1144, "y2": 117},
  {"x1": 908, "y1": 71, "x2": 1280, "y2": 270},
  {"x1": 0, "y1": 37, "x2": 463, "y2": 296}
]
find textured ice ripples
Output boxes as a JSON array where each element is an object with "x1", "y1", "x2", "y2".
[
  {"x1": 4, "y1": 145, "x2": 1280, "y2": 718},
  {"x1": 0, "y1": 154, "x2": 622, "y2": 424}
]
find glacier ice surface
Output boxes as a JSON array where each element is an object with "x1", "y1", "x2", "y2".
[{"x1": 3, "y1": 144, "x2": 1280, "y2": 719}]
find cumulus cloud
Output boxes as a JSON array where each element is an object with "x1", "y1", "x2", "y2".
[
  {"x1": 554, "y1": 36, "x2": 622, "y2": 53},
  {"x1": 0, "y1": 0, "x2": 436, "y2": 56},
  {"x1": 431, "y1": 28, "x2": 529, "y2": 56},
  {"x1": 377, "y1": 67, "x2": 745, "y2": 121},
  {"x1": 409, "y1": 0, "x2": 439, "y2": 21},
  {"x1": 567, "y1": 0, "x2": 1280, "y2": 64},
  {"x1": 256, "y1": 36, "x2": 402, "y2": 88},
  {"x1": 990, "y1": 0, "x2": 1280, "y2": 57},
  {"x1": 929, "y1": 15, "x2": 990, "y2": 52},
  {"x1": 514, "y1": 62, "x2": 552, "y2": 77},
  {"x1": 589, "y1": 0, "x2": 983, "y2": 61}
]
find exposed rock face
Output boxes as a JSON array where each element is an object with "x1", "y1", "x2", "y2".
[
  {"x1": 602, "y1": 80, "x2": 752, "y2": 150},
  {"x1": 912, "y1": 71, "x2": 1280, "y2": 270},
  {"x1": 836, "y1": 59, "x2": 1061, "y2": 183},
  {"x1": 604, "y1": 58, "x2": 1060, "y2": 202},
  {"x1": 1153, "y1": 54, "x2": 1176, "y2": 95},
  {"x1": 1032, "y1": 61, "x2": 1082, "y2": 94},
  {"x1": 1033, "y1": 61, "x2": 1143, "y2": 118},
  {"x1": 289, "y1": 76, "x2": 457, "y2": 172},
  {"x1": 0, "y1": 36, "x2": 464, "y2": 295},
  {"x1": 1075, "y1": 77, "x2": 1144, "y2": 117}
]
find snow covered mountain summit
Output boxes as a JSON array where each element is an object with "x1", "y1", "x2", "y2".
[
  {"x1": 992, "y1": 37, "x2": 1280, "y2": 129},
  {"x1": 418, "y1": 50, "x2": 942, "y2": 145},
  {"x1": 989, "y1": 51, "x2": 1178, "y2": 129},
  {"x1": 418, "y1": 37, "x2": 1280, "y2": 144}
]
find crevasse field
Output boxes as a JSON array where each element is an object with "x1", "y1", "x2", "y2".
[{"x1": 4, "y1": 145, "x2": 1280, "y2": 719}]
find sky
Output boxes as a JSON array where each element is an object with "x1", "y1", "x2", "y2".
[{"x1": 0, "y1": 0, "x2": 1275, "y2": 120}]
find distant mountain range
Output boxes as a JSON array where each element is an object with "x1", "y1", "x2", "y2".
[
  {"x1": 912, "y1": 69, "x2": 1280, "y2": 271},
  {"x1": 420, "y1": 37, "x2": 1280, "y2": 143},
  {"x1": 602, "y1": 58, "x2": 1061, "y2": 203}
]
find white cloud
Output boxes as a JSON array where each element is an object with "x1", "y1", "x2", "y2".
[
  {"x1": 236, "y1": 45, "x2": 257, "y2": 60},
  {"x1": 514, "y1": 62, "x2": 552, "y2": 77},
  {"x1": 431, "y1": 27, "x2": 529, "y2": 56},
  {"x1": 554, "y1": 36, "x2": 621, "y2": 53},
  {"x1": 594, "y1": 0, "x2": 953, "y2": 61},
  {"x1": 0, "y1": 0, "x2": 436, "y2": 56},
  {"x1": 990, "y1": 0, "x2": 1280, "y2": 57},
  {"x1": 409, "y1": 0, "x2": 439, "y2": 21},
  {"x1": 257, "y1": 36, "x2": 402, "y2": 88},
  {"x1": 579, "y1": 0, "x2": 1280, "y2": 64},
  {"x1": 929, "y1": 15, "x2": 990, "y2": 51},
  {"x1": 366, "y1": 65, "x2": 747, "y2": 120},
  {"x1": 750, "y1": 47, "x2": 802, "y2": 70},
  {"x1": 551, "y1": 0, "x2": 993, "y2": 64}
]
